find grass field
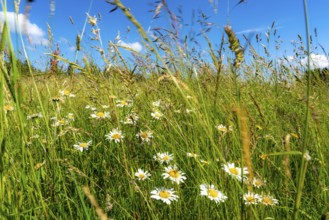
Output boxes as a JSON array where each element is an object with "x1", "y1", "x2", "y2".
[{"x1": 1, "y1": 0, "x2": 329, "y2": 219}]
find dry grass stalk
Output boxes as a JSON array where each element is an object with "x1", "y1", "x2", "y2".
[
  {"x1": 82, "y1": 186, "x2": 108, "y2": 220},
  {"x1": 283, "y1": 134, "x2": 292, "y2": 191},
  {"x1": 236, "y1": 107, "x2": 253, "y2": 190}
]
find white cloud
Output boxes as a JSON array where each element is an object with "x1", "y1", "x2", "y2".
[
  {"x1": 0, "y1": 11, "x2": 48, "y2": 45},
  {"x1": 301, "y1": 54, "x2": 329, "y2": 69},
  {"x1": 117, "y1": 39, "x2": 142, "y2": 52},
  {"x1": 236, "y1": 27, "x2": 266, "y2": 35}
]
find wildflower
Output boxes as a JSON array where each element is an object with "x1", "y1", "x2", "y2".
[
  {"x1": 150, "y1": 187, "x2": 178, "y2": 205},
  {"x1": 106, "y1": 128, "x2": 124, "y2": 143},
  {"x1": 74, "y1": 141, "x2": 92, "y2": 152},
  {"x1": 102, "y1": 105, "x2": 110, "y2": 109},
  {"x1": 151, "y1": 110, "x2": 163, "y2": 120},
  {"x1": 223, "y1": 162, "x2": 248, "y2": 182},
  {"x1": 153, "y1": 152, "x2": 174, "y2": 164},
  {"x1": 217, "y1": 124, "x2": 232, "y2": 133},
  {"x1": 152, "y1": 100, "x2": 161, "y2": 107},
  {"x1": 4, "y1": 104, "x2": 14, "y2": 113},
  {"x1": 123, "y1": 112, "x2": 139, "y2": 125},
  {"x1": 85, "y1": 105, "x2": 97, "y2": 111},
  {"x1": 86, "y1": 13, "x2": 97, "y2": 26},
  {"x1": 200, "y1": 184, "x2": 228, "y2": 203},
  {"x1": 243, "y1": 192, "x2": 260, "y2": 205},
  {"x1": 67, "y1": 113, "x2": 75, "y2": 121},
  {"x1": 252, "y1": 178, "x2": 265, "y2": 188},
  {"x1": 303, "y1": 150, "x2": 311, "y2": 161},
  {"x1": 52, "y1": 118, "x2": 68, "y2": 127},
  {"x1": 134, "y1": 169, "x2": 151, "y2": 181},
  {"x1": 91, "y1": 111, "x2": 111, "y2": 120},
  {"x1": 59, "y1": 89, "x2": 75, "y2": 97},
  {"x1": 162, "y1": 165, "x2": 186, "y2": 184},
  {"x1": 137, "y1": 130, "x2": 153, "y2": 143},
  {"x1": 187, "y1": 152, "x2": 199, "y2": 158},
  {"x1": 27, "y1": 113, "x2": 43, "y2": 120},
  {"x1": 116, "y1": 99, "x2": 133, "y2": 107},
  {"x1": 259, "y1": 194, "x2": 279, "y2": 206}
]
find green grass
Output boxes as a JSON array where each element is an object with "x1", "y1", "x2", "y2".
[{"x1": 1, "y1": 0, "x2": 329, "y2": 219}]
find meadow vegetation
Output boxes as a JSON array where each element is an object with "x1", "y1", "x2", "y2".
[{"x1": 0, "y1": 0, "x2": 328, "y2": 219}]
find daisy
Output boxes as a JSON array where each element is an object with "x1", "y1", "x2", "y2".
[
  {"x1": 259, "y1": 194, "x2": 279, "y2": 206},
  {"x1": 91, "y1": 111, "x2": 111, "y2": 119},
  {"x1": 200, "y1": 184, "x2": 228, "y2": 203},
  {"x1": 74, "y1": 141, "x2": 92, "y2": 152},
  {"x1": 153, "y1": 152, "x2": 174, "y2": 164},
  {"x1": 137, "y1": 130, "x2": 153, "y2": 143},
  {"x1": 85, "y1": 105, "x2": 97, "y2": 111},
  {"x1": 243, "y1": 192, "x2": 260, "y2": 205},
  {"x1": 123, "y1": 113, "x2": 139, "y2": 125},
  {"x1": 67, "y1": 113, "x2": 75, "y2": 121},
  {"x1": 152, "y1": 100, "x2": 161, "y2": 107},
  {"x1": 187, "y1": 152, "x2": 199, "y2": 158},
  {"x1": 134, "y1": 169, "x2": 151, "y2": 181},
  {"x1": 151, "y1": 110, "x2": 163, "y2": 120},
  {"x1": 52, "y1": 118, "x2": 67, "y2": 127},
  {"x1": 223, "y1": 162, "x2": 248, "y2": 182},
  {"x1": 4, "y1": 104, "x2": 14, "y2": 113},
  {"x1": 162, "y1": 165, "x2": 187, "y2": 184},
  {"x1": 217, "y1": 124, "x2": 232, "y2": 133},
  {"x1": 252, "y1": 178, "x2": 265, "y2": 188},
  {"x1": 150, "y1": 187, "x2": 178, "y2": 205},
  {"x1": 106, "y1": 128, "x2": 124, "y2": 143},
  {"x1": 59, "y1": 89, "x2": 75, "y2": 97},
  {"x1": 116, "y1": 99, "x2": 133, "y2": 107}
]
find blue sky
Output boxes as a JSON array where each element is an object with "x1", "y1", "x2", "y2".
[{"x1": 2, "y1": 0, "x2": 329, "y2": 69}]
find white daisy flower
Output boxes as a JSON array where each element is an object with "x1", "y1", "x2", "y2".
[
  {"x1": 243, "y1": 192, "x2": 260, "y2": 205},
  {"x1": 162, "y1": 165, "x2": 187, "y2": 184},
  {"x1": 105, "y1": 128, "x2": 124, "y2": 143},
  {"x1": 150, "y1": 187, "x2": 178, "y2": 205},
  {"x1": 153, "y1": 152, "x2": 174, "y2": 164},
  {"x1": 67, "y1": 113, "x2": 75, "y2": 121},
  {"x1": 136, "y1": 130, "x2": 153, "y2": 143},
  {"x1": 59, "y1": 89, "x2": 75, "y2": 97},
  {"x1": 252, "y1": 178, "x2": 265, "y2": 188},
  {"x1": 152, "y1": 100, "x2": 161, "y2": 107},
  {"x1": 151, "y1": 110, "x2": 163, "y2": 120},
  {"x1": 200, "y1": 184, "x2": 228, "y2": 203},
  {"x1": 134, "y1": 169, "x2": 151, "y2": 181},
  {"x1": 223, "y1": 162, "x2": 248, "y2": 182},
  {"x1": 91, "y1": 111, "x2": 111, "y2": 119},
  {"x1": 74, "y1": 141, "x2": 92, "y2": 152},
  {"x1": 116, "y1": 99, "x2": 133, "y2": 107},
  {"x1": 52, "y1": 118, "x2": 68, "y2": 127},
  {"x1": 259, "y1": 194, "x2": 279, "y2": 206},
  {"x1": 85, "y1": 105, "x2": 97, "y2": 111},
  {"x1": 187, "y1": 152, "x2": 199, "y2": 158},
  {"x1": 217, "y1": 124, "x2": 233, "y2": 133}
]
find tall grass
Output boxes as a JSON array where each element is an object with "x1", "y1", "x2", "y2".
[{"x1": 0, "y1": 0, "x2": 328, "y2": 219}]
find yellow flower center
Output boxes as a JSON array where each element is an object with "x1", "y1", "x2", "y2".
[
  {"x1": 96, "y1": 112, "x2": 105, "y2": 117},
  {"x1": 246, "y1": 196, "x2": 255, "y2": 202},
  {"x1": 4, "y1": 105, "x2": 13, "y2": 111},
  {"x1": 138, "y1": 174, "x2": 145, "y2": 179},
  {"x1": 163, "y1": 155, "x2": 169, "y2": 161},
  {"x1": 59, "y1": 120, "x2": 65, "y2": 125},
  {"x1": 140, "y1": 132, "x2": 149, "y2": 139},
  {"x1": 229, "y1": 167, "x2": 239, "y2": 175},
  {"x1": 63, "y1": 90, "x2": 70, "y2": 96},
  {"x1": 79, "y1": 143, "x2": 88, "y2": 148},
  {"x1": 111, "y1": 133, "x2": 121, "y2": 139},
  {"x1": 168, "y1": 170, "x2": 180, "y2": 178},
  {"x1": 261, "y1": 197, "x2": 273, "y2": 205},
  {"x1": 207, "y1": 189, "x2": 219, "y2": 198},
  {"x1": 159, "y1": 191, "x2": 170, "y2": 198},
  {"x1": 254, "y1": 179, "x2": 263, "y2": 187}
]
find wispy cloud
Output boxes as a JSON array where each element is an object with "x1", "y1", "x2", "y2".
[
  {"x1": 0, "y1": 11, "x2": 48, "y2": 45},
  {"x1": 236, "y1": 27, "x2": 266, "y2": 35},
  {"x1": 117, "y1": 40, "x2": 142, "y2": 52}
]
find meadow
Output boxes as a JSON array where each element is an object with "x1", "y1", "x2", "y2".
[{"x1": 0, "y1": 0, "x2": 329, "y2": 219}]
